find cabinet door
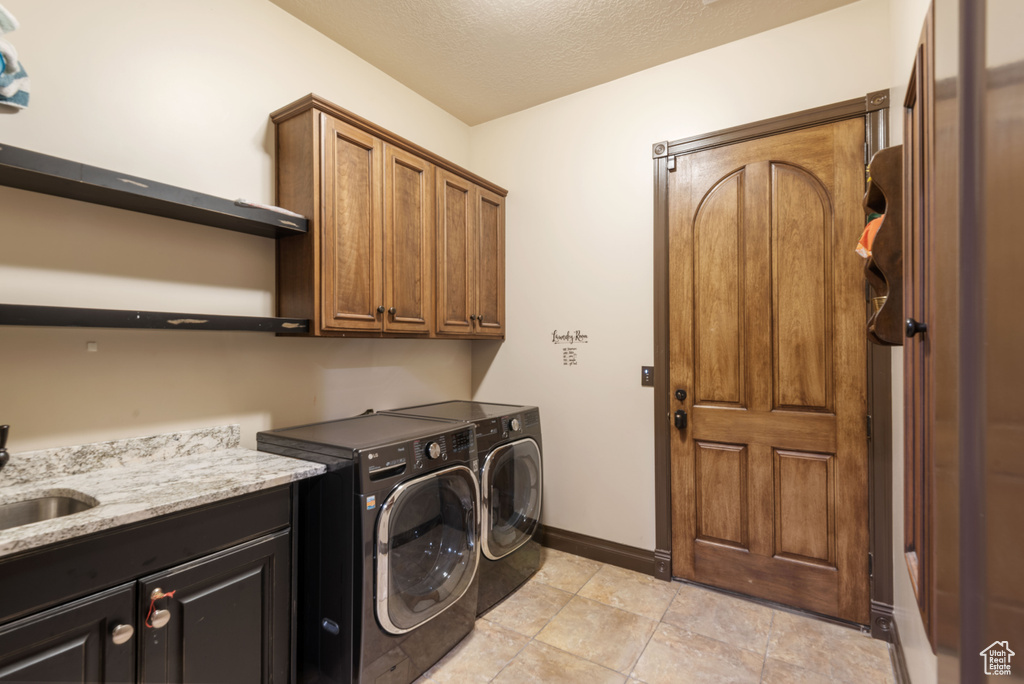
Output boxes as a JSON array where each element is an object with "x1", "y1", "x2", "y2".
[
  {"x1": 322, "y1": 115, "x2": 384, "y2": 332},
  {"x1": 384, "y1": 144, "x2": 434, "y2": 333},
  {"x1": 435, "y1": 169, "x2": 476, "y2": 335},
  {"x1": 474, "y1": 186, "x2": 505, "y2": 337},
  {"x1": 138, "y1": 531, "x2": 290, "y2": 684},
  {"x1": 0, "y1": 583, "x2": 135, "y2": 683}
]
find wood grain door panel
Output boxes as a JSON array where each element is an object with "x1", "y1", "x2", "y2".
[
  {"x1": 694, "y1": 541, "x2": 840, "y2": 618},
  {"x1": 436, "y1": 170, "x2": 474, "y2": 335},
  {"x1": 774, "y1": 449, "x2": 836, "y2": 566},
  {"x1": 384, "y1": 145, "x2": 433, "y2": 333},
  {"x1": 670, "y1": 119, "x2": 868, "y2": 623},
  {"x1": 694, "y1": 170, "x2": 746, "y2": 407},
  {"x1": 771, "y1": 163, "x2": 835, "y2": 413},
  {"x1": 322, "y1": 116, "x2": 383, "y2": 331},
  {"x1": 475, "y1": 187, "x2": 505, "y2": 336},
  {"x1": 695, "y1": 441, "x2": 749, "y2": 549}
]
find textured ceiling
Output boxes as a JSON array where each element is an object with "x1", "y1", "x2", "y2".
[{"x1": 270, "y1": 0, "x2": 858, "y2": 125}]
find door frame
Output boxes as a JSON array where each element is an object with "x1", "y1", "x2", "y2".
[{"x1": 651, "y1": 91, "x2": 894, "y2": 636}]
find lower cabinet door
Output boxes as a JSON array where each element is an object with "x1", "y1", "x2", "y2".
[
  {"x1": 138, "y1": 531, "x2": 291, "y2": 684},
  {"x1": 0, "y1": 583, "x2": 136, "y2": 683}
]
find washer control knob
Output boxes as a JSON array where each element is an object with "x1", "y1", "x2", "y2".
[
  {"x1": 510, "y1": 418, "x2": 522, "y2": 432},
  {"x1": 426, "y1": 442, "x2": 442, "y2": 460}
]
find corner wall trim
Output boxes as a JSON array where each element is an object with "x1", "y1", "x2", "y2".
[
  {"x1": 537, "y1": 525, "x2": 658, "y2": 578},
  {"x1": 889, "y1": 616, "x2": 912, "y2": 684},
  {"x1": 871, "y1": 599, "x2": 896, "y2": 643}
]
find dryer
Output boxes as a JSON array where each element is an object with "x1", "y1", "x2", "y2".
[
  {"x1": 257, "y1": 413, "x2": 480, "y2": 684},
  {"x1": 386, "y1": 401, "x2": 543, "y2": 615}
]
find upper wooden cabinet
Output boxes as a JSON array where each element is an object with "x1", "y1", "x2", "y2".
[
  {"x1": 436, "y1": 170, "x2": 506, "y2": 338},
  {"x1": 272, "y1": 95, "x2": 506, "y2": 338}
]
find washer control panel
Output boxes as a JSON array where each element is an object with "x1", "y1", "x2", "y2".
[
  {"x1": 474, "y1": 411, "x2": 540, "y2": 452},
  {"x1": 360, "y1": 426, "x2": 475, "y2": 486}
]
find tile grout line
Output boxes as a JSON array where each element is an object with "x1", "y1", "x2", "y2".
[
  {"x1": 758, "y1": 610, "x2": 776, "y2": 683},
  {"x1": 534, "y1": 554, "x2": 684, "y2": 681},
  {"x1": 485, "y1": 554, "x2": 606, "y2": 682}
]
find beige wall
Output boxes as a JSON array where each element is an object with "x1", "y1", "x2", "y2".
[
  {"x1": 1, "y1": 5, "x2": 944, "y2": 678},
  {"x1": 887, "y1": 0, "x2": 939, "y2": 681},
  {"x1": 468, "y1": 0, "x2": 891, "y2": 550},
  {"x1": 0, "y1": 0, "x2": 474, "y2": 452}
]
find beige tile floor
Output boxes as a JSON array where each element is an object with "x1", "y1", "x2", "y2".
[{"x1": 417, "y1": 548, "x2": 895, "y2": 684}]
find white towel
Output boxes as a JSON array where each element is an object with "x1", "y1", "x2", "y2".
[
  {"x1": 0, "y1": 38, "x2": 18, "y2": 74},
  {"x1": 0, "y1": 3, "x2": 18, "y2": 35},
  {"x1": 0, "y1": 54, "x2": 28, "y2": 109}
]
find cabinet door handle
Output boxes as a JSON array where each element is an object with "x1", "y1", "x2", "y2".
[
  {"x1": 477, "y1": 314, "x2": 484, "y2": 323},
  {"x1": 147, "y1": 587, "x2": 174, "y2": 629},
  {"x1": 150, "y1": 609, "x2": 171, "y2": 629},
  {"x1": 906, "y1": 318, "x2": 928, "y2": 338},
  {"x1": 469, "y1": 314, "x2": 477, "y2": 321},
  {"x1": 377, "y1": 305, "x2": 386, "y2": 314},
  {"x1": 388, "y1": 307, "x2": 396, "y2": 315},
  {"x1": 111, "y1": 623, "x2": 134, "y2": 645}
]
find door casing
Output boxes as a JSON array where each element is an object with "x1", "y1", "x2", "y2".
[{"x1": 651, "y1": 92, "x2": 892, "y2": 634}]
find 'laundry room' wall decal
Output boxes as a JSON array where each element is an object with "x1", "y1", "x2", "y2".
[{"x1": 551, "y1": 329, "x2": 589, "y2": 366}]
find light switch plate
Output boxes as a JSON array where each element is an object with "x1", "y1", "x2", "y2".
[{"x1": 641, "y1": 366, "x2": 654, "y2": 387}]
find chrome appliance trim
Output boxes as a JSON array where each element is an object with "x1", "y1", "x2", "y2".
[
  {"x1": 481, "y1": 437, "x2": 542, "y2": 561},
  {"x1": 375, "y1": 464, "x2": 480, "y2": 635}
]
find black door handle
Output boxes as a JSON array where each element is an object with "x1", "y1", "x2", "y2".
[
  {"x1": 674, "y1": 410, "x2": 688, "y2": 430},
  {"x1": 906, "y1": 318, "x2": 928, "y2": 338},
  {"x1": 675, "y1": 389, "x2": 687, "y2": 402}
]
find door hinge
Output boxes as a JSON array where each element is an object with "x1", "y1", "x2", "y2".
[{"x1": 866, "y1": 414, "x2": 873, "y2": 439}]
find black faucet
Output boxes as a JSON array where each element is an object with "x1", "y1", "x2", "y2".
[{"x1": 0, "y1": 425, "x2": 9, "y2": 472}]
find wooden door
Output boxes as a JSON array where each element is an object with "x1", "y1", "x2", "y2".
[
  {"x1": 474, "y1": 186, "x2": 505, "y2": 337},
  {"x1": 669, "y1": 119, "x2": 869, "y2": 623},
  {"x1": 0, "y1": 583, "x2": 136, "y2": 683},
  {"x1": 383, "y1": 144, "x2": 434, "y2": 334},
  {"x1": 322, "y1": 115, "x2": 384, "y2": 332},
  {"x1": 436, "y1": 169, "x2": 475, "y2": 335},
  {"x1": 139, "y1": 531, "x2": 290, "y2": 684}
]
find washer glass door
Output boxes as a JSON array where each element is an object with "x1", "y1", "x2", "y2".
[
  {"x1": 482, "y1": 438, "x2": 542, "y2": 560},
  {"x1": 376, "y1": 465, "x2": 479, "y2": 634}
]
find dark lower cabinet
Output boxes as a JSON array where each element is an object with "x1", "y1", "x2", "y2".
[
  {"x1": 138, "y1": 531, "x2": 291, "y2": 684},
  {"x1": 0, "y1": 583, "x2": 136, "y2": 683},
  {"x1": 0, "y1": 487, "x2": 295, "y2": 684}
]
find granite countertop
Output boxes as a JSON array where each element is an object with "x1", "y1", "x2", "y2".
[{"x1": 0, "y1": 425, "x2": 325, "y2": 559}]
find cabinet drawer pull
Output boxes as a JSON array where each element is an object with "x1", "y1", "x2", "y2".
[{"x1": 111, "y1": 623, "x2": 134, "y2": 645}]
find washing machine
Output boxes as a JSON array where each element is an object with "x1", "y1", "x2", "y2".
[
  {"x1": 386, "y1": 401, "x2": 542, "y2": 615},
  {"x1": 257, "y1": 413, "x2": 480, "y2": 684}
]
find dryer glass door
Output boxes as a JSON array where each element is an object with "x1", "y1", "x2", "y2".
[
  {"x1": 376, "y1": 465, "x2": 480, "y2": 634},
  {"x1": 482, "y1": 438, "x2": 542, "y2": 560}
]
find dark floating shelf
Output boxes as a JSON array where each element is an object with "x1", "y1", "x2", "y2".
[
  {"x1": 0, "y1": 304, "x2": 309, "y2": 334},
  {"x1": 0, "y1": 143, "x2": 308, "y2": 239}
]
